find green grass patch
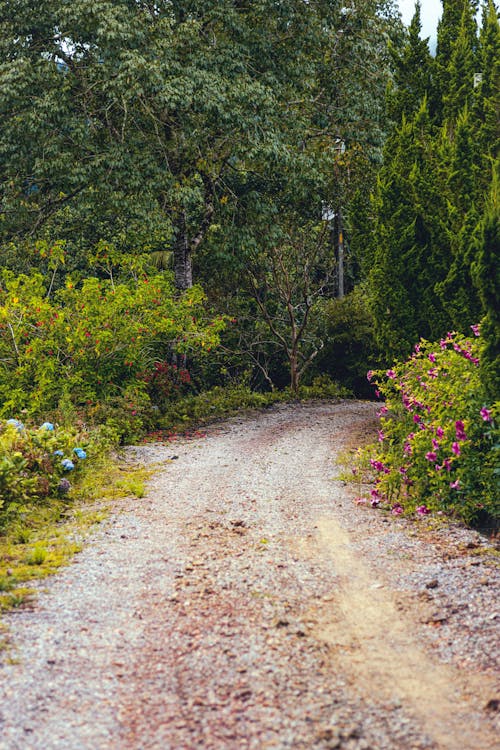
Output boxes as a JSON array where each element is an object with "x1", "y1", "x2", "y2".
[{"x1": 0, "y1": 455, "x2": 152, "y2": 621}]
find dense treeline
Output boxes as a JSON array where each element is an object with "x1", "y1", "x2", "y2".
[{"x1": 359, "y1": 0, "x2": 499, "y2": 391}]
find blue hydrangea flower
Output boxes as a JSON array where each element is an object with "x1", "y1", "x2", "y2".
[
  {"x1": 53, "y1": 450, "x2": 64, "y2": 457},
  {"x1": 73, "y1": 448, "x2": 87, "y2": 460},
  {"x1": 40, "y1": 422, "x2": 55, "y2": 431},
  {"x1": 61, "y1": 459, "x2": 75, "y2": 471},
  {"x1": 6, "y1": 418, "x2": 24, "y2": 432}
]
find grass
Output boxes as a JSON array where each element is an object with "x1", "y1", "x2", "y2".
[{"x1": 0, "y1": 455, "x2": 153, "y2": 621}]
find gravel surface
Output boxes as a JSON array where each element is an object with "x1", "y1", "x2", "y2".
[{"x1": 0, "y1": 400, "x2": 498, "y2": 750}]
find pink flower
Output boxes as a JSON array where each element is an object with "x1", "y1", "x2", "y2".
[
  {"x1": 443, "y1": 458, "x2": 452, "y2": 471},
  {"x1": 378, "y1": 405, "x2": 388, "y2": 416},
  {"x1": 470, "y1": 324, "x2": 480, "y2": 337},
  {"x1": 386, "y1": 369, "x2": 397, "y2": 379},
  {"x1": 428, "y1": 353, "x2": 437, "y2": 363},
  {"x1": 415, "y1": 343, "x2": 421, "y2": 353},
  {"x1": 427, "y1": 368, "x2": 438, "y2": 379},
  {"x1": 367, "y1": 370, "x2": 374, "y2": 381},
  {"x1": 416, "y1": 505, "x2": 430, "y2": 516},
  {"x1": 392, "y1": 503, "x2": 404, "y2": 516},
  {"x1": 451, "y1": 442, "x2": 461, "y2": 456},
  {"x1": 436, "y1": 426, "x2": 444, "y2": 438},
  {"x1": 374, "y1": 389, "x2": 380, "y2": 398},
  {"x1": 450, "y1": 479, "x2": 461, "y2": 490},
  {"x1": 425, "y1": 451, "x2": 437, "y2": 462},
  {"x1": 378, "y1": 430, "x2": 385, "y2": 442},
  {"x1": 480, "y1": 407, "x2": 492, "y2": 422},
  {"x1": 455, "y1": 421, "x2": 467, "y2": 441},
  {"x1": 403, "y1": 442, "x2": 412, "y2": 455},
  {"x1": 413, "y1": 414, "x2": 422, "y2": 424}
]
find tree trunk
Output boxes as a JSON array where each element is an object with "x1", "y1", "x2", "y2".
[
  {"x1": 290, "y1": 349, "x2": 299, "y2": 395},
  {"x1": 174, "y1": 225, "x2": 193, "y2": 291}
]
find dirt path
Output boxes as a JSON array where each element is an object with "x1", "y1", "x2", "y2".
[{"x1": 0, "y1": 401, "x2": 498, "y2": 749}]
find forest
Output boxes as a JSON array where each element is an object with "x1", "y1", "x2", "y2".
[{"x1": 0, "y1": 0, "x2": 498, "y2": 529}]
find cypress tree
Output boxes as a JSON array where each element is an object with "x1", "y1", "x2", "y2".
[
  {"x1": 471, "y1": 168, "x2": 500, "y2": 398},
  {"x1": 442, "y1": 2, "x2": 479, "y2": 123},
  {"x1": 386, "y1": 2, "x2": 433, "y2": 123}
]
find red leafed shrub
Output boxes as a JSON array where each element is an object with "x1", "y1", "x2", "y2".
[{"x1": 139, "y1": 361, "x2": 192, "y2": 409}]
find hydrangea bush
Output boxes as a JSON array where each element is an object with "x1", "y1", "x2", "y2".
[
  {"x1": 0, "y1": 419, "x2": 90, "y2": 519},
  {"x1": 360, "y1": 326, "x2": 499, "y2": 526}
]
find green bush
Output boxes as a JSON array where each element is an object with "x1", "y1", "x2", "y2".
[
  {"x1": 0, "y1": 268, "x2": 225, "y2": 425},
  {"x1": 313, "y1": 289, "x2": 381, "y2": 396},
  {"x1": 0, "y1": 420, "x2": 94, "y2": 520},
  {"x1": 358, "y1": 326, "x2": 499, "y2": 527}
]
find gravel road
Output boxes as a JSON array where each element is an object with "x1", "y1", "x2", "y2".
[{"x1": 0, "y1": 401, "x2": 498, "y2": 750}]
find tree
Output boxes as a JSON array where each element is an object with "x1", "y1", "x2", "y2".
[
  {"x1": 386, "y1": 2, "x2": 433, "y2": 123},
  {"x1": 0, "y1": 0, "x2": 401, "y2": 293},
  {"x1": 243, "y1": 219, "x2": 335, "y2": 394},
  {"x1": 367, "y1": 101, "x2": 451, "y2": 359}
]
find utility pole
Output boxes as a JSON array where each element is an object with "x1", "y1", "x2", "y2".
[{"x1": 337, "y1": 205, "x2": 344, "y2": 299}]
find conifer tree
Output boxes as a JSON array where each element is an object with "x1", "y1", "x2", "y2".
[
  {"x1": 471, "y1": 168, "x2": 500, "y2": 398},
  {"x1": 442, "y1": 2, "x2": 479, "y2": 122},
  {"x1": 474, "y1": 0, "x2": 500, "y2": 162},
  {"x1": 386, "y1": 2, "x2": 433, "y2": 123},
  {"x1": 368, "y1": 100, "x2": 451, "y2": 359}
]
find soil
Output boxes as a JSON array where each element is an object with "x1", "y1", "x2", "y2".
[{"x1": 0, "y1": 400, "x2": 498, "y2": 750}]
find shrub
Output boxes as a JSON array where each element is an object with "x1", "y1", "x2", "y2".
[
  {"x1": 0, "y1": 420, "x2": 93, "y2": 520},
  {"x1": 359, "y1": 326, "x2": 499, "y2": 527},
  {"x1": 0, "y1": 269, "x2": 225, "y2": 422}
]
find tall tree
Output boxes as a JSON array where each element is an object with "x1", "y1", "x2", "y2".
[{"x1": 386, "y1": 2, "x2": 433, "y2": 123}]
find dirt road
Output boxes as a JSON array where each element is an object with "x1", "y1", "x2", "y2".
[{"x1": 0, "y1": 401, "x2": 498, "y2": 749}]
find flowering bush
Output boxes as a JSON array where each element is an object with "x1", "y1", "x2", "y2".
[
  {"x1": 361, "y1": 327, "x2": 499, "y2": 526},
  {"x1": 0, "y1": 420, "x2": 91, "y2": 518},
  {"x1": 0, "y1": 269, "x2": 225, "y2": 422},
  {"x1": 139, "y1": 361, "x2": 193, "y2": 411}
]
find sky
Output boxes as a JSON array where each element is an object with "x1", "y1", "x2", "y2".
[{"x1": 397, "y1": 0, "x2": 442, "y2": 41}]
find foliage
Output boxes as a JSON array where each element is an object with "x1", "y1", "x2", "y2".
[
  {"x1": 0, "y1": 267, "x2": 225, "y2": 429},
  {"x1": 0, "y1": 420, "x2": 91, "y2": 517},
  {"x1": 313, "y1": 288, "x2": 381, "y2": 396},
  {"x1": 358, "y1": 328, "x2": 499, "y2": 527},
  {"x1": 155, "y1": 378, "x2": 350, "y2": 437}
]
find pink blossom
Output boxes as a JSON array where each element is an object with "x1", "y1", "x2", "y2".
[
  {"x1": 386, "y1": 369, "x2": 397, "y2": 379},
  {"x1": 403, "y1": 442, "x2": 412, "y2": 455},
  {"x1": 443, "y1": 458, "x2": 452, "y2": 472},
  {"x1": 470, "y1": 324, "x2": 480, "y2": 337},
  {"x1": 480, "y1": 407, "x2": 492, "y2": 422},
  {"x1": 425, "y1": 451, "x2": 437, "y2": 462},
  {"x1": 378, "y1": 405, "x2": 389, "y2": 416},
  {"x1": 414, "y1": 343, "x2": 421, "y2": 353},
  {"x1": 416, "y1": 505, "x2": 430, "y2": 516},
  {"x1": 455, "y1": 420, "x2": 467, "y2": 441},
  {"x1": 432, "y1": 438, "x2": 440, "y2": 450},
  {"x1": 374, "y1": 389, "x2": 380, "y2": 398},
  {"x1": 378, "y1": 430, "x2": 385, "y2": 442},
  {"x1": 367, "y1": 370, "x2": 374, "y2": 381},
  {"x1": 428, "y1": 352, "x2": 437, "y2": 363},
  {"x1": 391, "y1": 503, "x2": 404, "y2": 516},
  {"x1": 450, "y1": 479, "x2": 461, "y2": 490},
  {"x1": 427, "y1": 368, "x2": 438, "y2": 379},
  {"x1": 413, "y1": 414, "x2": 422, "y2": 424},
  {"x1": 436, "y1": 426, "x2": 444, "y2": 438},
  {"x1": 451, "y1": 442, "x2": 461, "y2": 456}
]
